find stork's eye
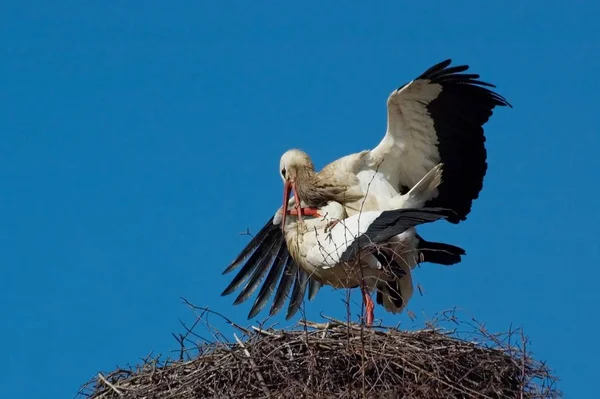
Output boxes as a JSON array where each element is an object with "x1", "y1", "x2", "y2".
[{"x1": 281, "y1": 168, "x2": 286, "y2": 177}]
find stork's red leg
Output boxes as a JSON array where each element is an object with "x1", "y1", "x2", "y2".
[{"x1": 360, "y1": 284, "x2": 374, "y2": 326}]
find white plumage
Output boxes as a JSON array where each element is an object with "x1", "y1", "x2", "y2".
[{"x1": 222, "y1": 59, "x2": 510, "y2": 323}]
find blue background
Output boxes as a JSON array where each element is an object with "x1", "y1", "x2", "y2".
[{"x1": 1, "y1": 1, "x2": 597, "y2": 397}]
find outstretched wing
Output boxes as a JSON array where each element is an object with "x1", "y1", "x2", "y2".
[
  {"x1": 368, "y1": 59, "x2": 511, "y2": 223},
  {"x1": 221, "y1": 216, "x2": 320, "y2": 320}
]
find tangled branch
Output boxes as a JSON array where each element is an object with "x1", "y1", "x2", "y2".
[{"x1": 77, "y1": 306, "x2": 560, "y2": 399}]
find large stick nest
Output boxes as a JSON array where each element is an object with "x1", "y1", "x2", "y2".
[{"x1": 78, "y1": 307, "x2": 559, "y2": 399}]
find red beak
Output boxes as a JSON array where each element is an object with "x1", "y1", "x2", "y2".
[{"x1": 281, "y1": 180, "x2": 293, "y2": 230}]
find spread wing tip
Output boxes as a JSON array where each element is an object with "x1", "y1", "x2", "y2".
[{"x1": 416, "y1": 59, "x2": 512, "y2": 108}]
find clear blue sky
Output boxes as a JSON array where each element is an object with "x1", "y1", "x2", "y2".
[{"x1": 1, "y1": 1, "x2": 597, "y2": 397}]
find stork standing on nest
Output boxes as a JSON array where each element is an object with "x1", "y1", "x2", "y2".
[
  {"x1": 279, "y1": 167, "x2": 455, "y2": 325},
  {"x1": 222, "y1": 59, "x2": 510, "y2": 322},
  {"x1": 225, "y1": 197, "x2": 458, "y2": 325}
]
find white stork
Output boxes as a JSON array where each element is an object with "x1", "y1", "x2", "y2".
[
  {"x1": 287, "y1": 202, "x2": 458, "y2": 325},
  {"x1": 280, "y1": 59, "x2": 511, "y2": 226},
  {"x1": 222, "y1": 59, "x2": 509, "y2": 321},
  {"x1": 224, "y1": 198, "x2": 459, "y2": 325},
  {"x1": 280, "y1": 166, "x2": 460, "y2": 325},
  {"x1": 222, "y1": 164, "x2": 465, "y2": 324}
]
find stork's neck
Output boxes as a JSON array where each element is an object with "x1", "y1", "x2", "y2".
[
  {"x1": 295, "y1": 167, "x2": 317, "y2": 186},
  {"x1": 294, "y1": 168, "x2": 322, "y2": 206},
  {"x1": 295, "y1": 170, "x2": 360, "y2": 208}
]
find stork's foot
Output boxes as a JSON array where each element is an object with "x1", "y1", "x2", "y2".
[{"x1": 324, "y1": 219, "x2": 340, "y2": 233}]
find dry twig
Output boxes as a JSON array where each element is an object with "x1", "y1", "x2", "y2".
[{"x1": 96, "y1": 373, "x2": 123, "y2": 397}]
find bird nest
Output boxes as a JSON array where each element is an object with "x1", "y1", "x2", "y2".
[{"x1": 78, "y1": 307, "x2": 559, "y2": 399}]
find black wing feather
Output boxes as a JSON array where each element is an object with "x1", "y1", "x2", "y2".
[
  {"x1": 222, "y1": 217, "x2": 277, "y2": 274},
  {"x1": 286, "y1": 267, "x2": 309, "y2": 320},
  {"x1": 233, "y1": 232, "x2": 284, "y2": 305},
  {"x1": 400, "y1": 59, "x2": 511, "y2": 224},
  {"x1": 308, "y1": 278, "x2": 322, "y2": 301},
  {"x1": 221, "y1": 226, "x2": 280, "y2": 296},
  {"x1": 340, "y1": 208, "x2": 453, "y2": 263},
  {"x1": 372, "y1": 251, "x2": 405, "y2": 309},
  {"x1": 246, "y1": 243, "x2": 289, "y2": 319},
  {"x1": 419, "y1": 59, "x2": 452, "y2": 77},
  {"x1": 269, "y1": 255, "x2": 298, "y2": 317},
  {"x1": 416, "y1": 234, "x2": 465, "y2": 266}
]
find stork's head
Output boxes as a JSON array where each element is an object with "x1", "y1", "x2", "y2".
[
  {"x1": 279, "y1": 149, "x2": 314, "y2": 184},
  {"x1": 279, "y1": 149, "x2": 314, "y2": 229}
]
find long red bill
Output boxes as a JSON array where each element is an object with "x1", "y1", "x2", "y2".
[{"x1": 281, "y1": 180, "x2": 292, "y2": 230}]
